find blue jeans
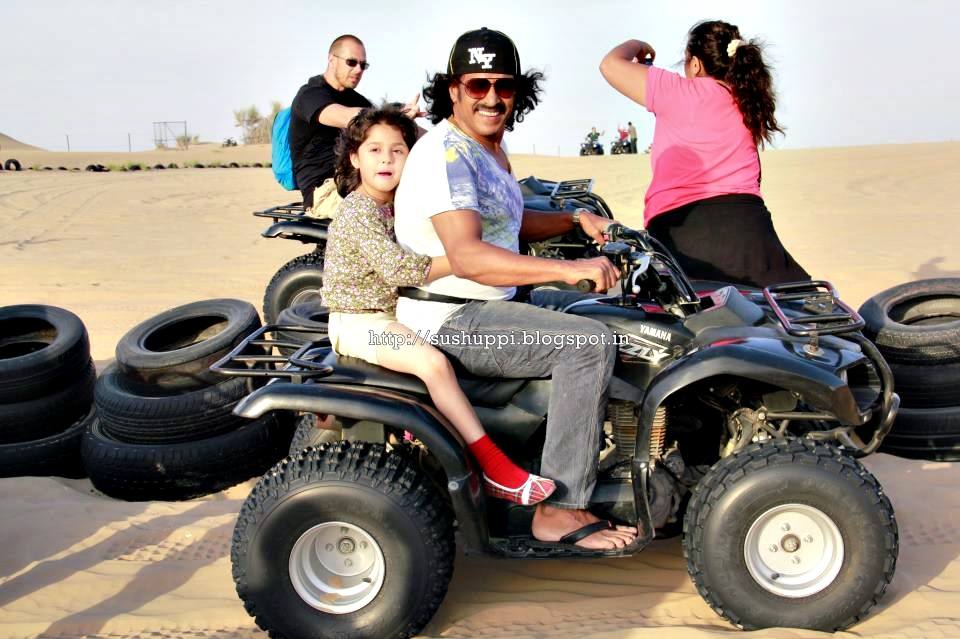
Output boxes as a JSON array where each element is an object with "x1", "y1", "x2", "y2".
[{"x1": 434, "y1": 289, "x2": 616, "y2": 508}]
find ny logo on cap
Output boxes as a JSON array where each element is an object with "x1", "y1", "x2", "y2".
[{"x1": 468, "y1": 47, "x2": 496, "y2": 69}]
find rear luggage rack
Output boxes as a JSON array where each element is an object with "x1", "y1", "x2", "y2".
[
  {"x1": 210, "y1": 324, "x2": 333, "y2": 382},
  {"x1": 252, "y1": 202, "x2": 309, "y2": 222},
  {"x1": 763, "y1": 280, "x2": 865, "y2": 337},
  {"x1": 549, "y1": 178, "x2": 615, "y2": 219}
]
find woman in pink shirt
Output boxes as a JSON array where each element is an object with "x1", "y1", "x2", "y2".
[{"x1": 600, "y1": 20, "x2": 809, "y2": 288}]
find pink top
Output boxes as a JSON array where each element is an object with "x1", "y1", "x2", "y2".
[{"x1": 643, "y1": 66, "x2": 761, "y2": 225}]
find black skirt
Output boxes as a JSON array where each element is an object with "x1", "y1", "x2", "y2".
[{"x1": 646, "y1": 194, "x2": 810, "y2": 288}]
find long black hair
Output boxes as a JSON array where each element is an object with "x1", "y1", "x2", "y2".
[
  {"x1": 422, "y1": 70, "x2": 545, "y2": 131},
  {"x1": 333, "y1": 104, "x2": 418, "y2": 197},
  {"x1": 686, "y1": 20, "x2": 784, "y2": 147}
]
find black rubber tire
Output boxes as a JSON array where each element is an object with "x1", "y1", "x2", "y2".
[
  {"x1": 0, "y1": 359, "x2": 96, "y2": 444},
  {"x1": 115, "y1": 298, "x2": 261, "y2": 391},
  {"x1": 262, "y1": 252, "x2": 325, "y2": 324},
  {"x1": 886, "y1": 359, "x2": 960, "y2": 408},
  {"x1": 94, "y1": 364, "x2": 260, "y2": 444},
  {"x1": 167, "y1": 163, "x2": 179, "y2": 169},
  {"x1": 232, "y1": 442, "x2": 455, "y2": 639},
  {"x1": 684, "y1": 439, "x2": 898, "y2": 631},
  {"x1": 276, "y1": 302, "x2": 329, "y2": 352},
  {"x1": 0, "y1": 304, "x2": 91, "y2": 403},
  {"x1": 0, "y1": 405, "x2": 93, "y2": 479},
  {"x1": 4, "y1": 159, "x2": 22, "y2": 171},
  {"x1": 859, "y1": 278, "x2": 960, "y2": 364},
  {"x1": 287, "y1": 414, "x2": 340, "y2": 455},
  {"x1": 82, "y1": 411, "x2": 294, "y2": 501},
  {"x1": 153, "y1": 163, "x2": 166, "y2": 170},
  {"x1": 880, "y1": 405, "x2": 960, "y2": 461}
]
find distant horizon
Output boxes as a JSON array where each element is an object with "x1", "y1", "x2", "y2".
[{"x1": 3, "y1": 1, "x2": 958, "y2": 157}]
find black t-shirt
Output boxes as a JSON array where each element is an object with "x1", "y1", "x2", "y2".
[{"x1": 289, "y1": 75, "x2": 371, "y2": 191}]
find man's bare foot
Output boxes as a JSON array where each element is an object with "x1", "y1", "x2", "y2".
[{"x1": 531, "y1": 504, "x2": 637, "y2": 550}]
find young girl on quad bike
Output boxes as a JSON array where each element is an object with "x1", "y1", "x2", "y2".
[
  {"x1": 321, "y1": 105, "x2": 556, "y2": 505},
  {"x1": 601, "y1": 20, "x2": 810, "y2": 288}
]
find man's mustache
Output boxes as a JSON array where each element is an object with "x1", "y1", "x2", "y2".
[{"x1": 473, "y1": 104, "x2": 507, "y2": 114}]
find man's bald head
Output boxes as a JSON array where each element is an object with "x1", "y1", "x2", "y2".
[{"x1": 329, "y1": 34, "x2": 364, "y2": 54}]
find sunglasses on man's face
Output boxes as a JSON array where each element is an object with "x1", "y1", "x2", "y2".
[
  {"x1": 457, "y1": 77, "x2": 517, "y2": 100},
  {"x1": 333, "y1": 54, "x2": 370, "y2": 71}
]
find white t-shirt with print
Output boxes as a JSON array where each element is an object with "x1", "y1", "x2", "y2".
[{"x1": 394, "y1": 119, "x2": 524, "y2": 336}]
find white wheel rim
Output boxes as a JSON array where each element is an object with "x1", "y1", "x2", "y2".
[
  {"x1": 289, "y1": 521, "x2": 385, "y2": 614},
  {"x1": 743, "y1": 503, "x2": 844, "y2": 598}
]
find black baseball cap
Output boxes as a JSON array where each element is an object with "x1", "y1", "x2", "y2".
[{"x1": 447, "y1": 27, "x2": 520, "y2": 76}]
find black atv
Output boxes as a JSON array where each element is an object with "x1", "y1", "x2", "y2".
[
  {"x1": 255, "y1": 176, "x2": 613, "y2": 323},
  {"x1": 220, "y1": 224, "x2": 900, "y2": 638}
]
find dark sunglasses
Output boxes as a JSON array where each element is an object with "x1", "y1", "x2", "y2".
[
  {"x1": 333, "y1": 54, "x2": 370, "y2": 71},
  {"x1": 457, "y1": 77, "x2": 517, "y2": 100}
]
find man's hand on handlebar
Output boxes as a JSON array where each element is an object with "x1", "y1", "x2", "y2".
[
  {"x1": 576, "y1": 209, "x2": 619, "y2": 245},
  {"x1": 565, "y1": 257, "x2": 620, "y2": 292}
]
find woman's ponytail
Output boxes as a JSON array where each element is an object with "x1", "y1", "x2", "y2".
[{"x1": 687, "y1": 20, "x2": 784, "y2": 148}]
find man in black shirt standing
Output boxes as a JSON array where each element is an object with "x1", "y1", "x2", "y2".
[{"x1": 289, "y1": 34, "x2": 373, "y2": 212}]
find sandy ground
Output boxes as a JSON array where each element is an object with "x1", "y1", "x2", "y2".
[{"x1": 1, "y1": 143, "x2": 960, "y2": 638}]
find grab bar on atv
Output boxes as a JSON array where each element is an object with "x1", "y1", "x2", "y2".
[
  {"x1": 252, "y1": 202, "x2": 309, "y2": 223},
  {"x1": 762, "y1": 281, "x2": 865, "y2": 337},
  {"x1": 210, "y1": 324, "x2": 333, "y2": 380}
]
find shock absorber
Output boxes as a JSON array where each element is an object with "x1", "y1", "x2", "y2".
[{"x1": 650, "y1": 406, "x2": 668, "y2": 464}]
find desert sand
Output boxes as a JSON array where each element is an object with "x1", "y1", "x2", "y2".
[{"x1": 1, "y1": 141, "x2": 960, "y2": 638}]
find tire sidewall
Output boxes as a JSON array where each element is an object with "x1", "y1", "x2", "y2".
[
  {"x1": 694, "y1": 461, "x2": 891, "y2": 629},
  {"x1": 264, "y1": 259, "x2": 324, "y2": 324},
  {"x1": 243, "y1": 480, "x2": 437, "y2": 638}
]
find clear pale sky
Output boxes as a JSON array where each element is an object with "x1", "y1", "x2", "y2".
[{"x1": 1, "y1": 0, "x2": 956, "y2": 154}]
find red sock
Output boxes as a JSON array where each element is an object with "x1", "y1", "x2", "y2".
[{"x1": 468, "y1": 435, "x2": 529, "y2": 489}]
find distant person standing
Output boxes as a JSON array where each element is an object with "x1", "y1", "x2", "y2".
[
  {"x1": 600, "y1": 21, "x2": 810, "y2": 287},
  {"x1": 627, "y1": 121, "x2": 638, "y2": 153},
  {"x1": 289, "y1": 36, "x2": 424, "y2": 217}
]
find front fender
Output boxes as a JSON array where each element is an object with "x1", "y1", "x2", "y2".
[
  {"x1": 261, "y1": 220, "x2": 329, "y2": 243},
  {"x1": 635, "y1": 337, "x2": 867, "y2": 462},
  {"x1": 235, "y1": 381, "x2": 489, "y2": 552}
]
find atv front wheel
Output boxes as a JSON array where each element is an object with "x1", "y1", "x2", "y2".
[
  {"x1": 262, "y1": 251, "x2": 324, "y2": 324},
  {"x1": 232, "y1": 441, "x2": 455, "y2": 639},
  {"x1": 683, "y1": 439, "x2": 897, "y2": 631}
]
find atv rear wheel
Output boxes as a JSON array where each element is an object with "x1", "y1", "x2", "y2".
[
  {"x1": 683, "y1": 439, "x2": 897, "y2": 631},
  {"x1": 232, "y1": 441, "x2": 455, "y2": 639}
]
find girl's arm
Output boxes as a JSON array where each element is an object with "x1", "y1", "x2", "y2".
[
  {"x1": 600, "y1": 40, "x2": 657, "y2": 108},
  {"x1": 425, "y1": 255, "x2": 451, "y2": 283},
  {"x1": 347, "y1": 205, "x2": 432, "y2": 287}
]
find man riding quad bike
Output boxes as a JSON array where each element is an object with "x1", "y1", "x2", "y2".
[
  {"x1": 255, "y1": 176, "x2": 613, "y2": 322},
  {"x1": 221, "y1": 222, "x2": 899, "y2": 639}
]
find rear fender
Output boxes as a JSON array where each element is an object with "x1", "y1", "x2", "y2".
[
  {"x1": 261, "y1": 220, "x2": 328, "y2": 243},
  {"x1": 235, "y1": 381, "x2": 489, "y2": 552}
]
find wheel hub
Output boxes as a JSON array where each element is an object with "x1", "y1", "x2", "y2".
[
  {"x1": 744, "y1": 504, "x2": 844, "y2": 598},
  {"x1": 289, "y1": 521, "x2": 385, "y2": 614}
]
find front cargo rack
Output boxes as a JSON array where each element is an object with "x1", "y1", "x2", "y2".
[
  {"x1": 763, "y1": 280, "x2": 865, "y2": 337},
  {"x1": 210, "y1": 324, "x2": 333, "y2": 382}
]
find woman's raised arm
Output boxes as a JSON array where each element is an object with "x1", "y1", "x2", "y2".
[{"x1": 600, "y1": 40, "x2": 657, "y2": 108}]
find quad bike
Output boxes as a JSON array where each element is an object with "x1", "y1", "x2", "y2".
[
  {"x1": 611, "y1": 138, "x2": 631, "y2": 155},
  {"x1": 580, "y1": 137, "x2": 605, "y2": 155},
  {"x1": 256, "y1": 176, "x2": 614, "y2": 323},
  {"x1": 221, "y1": 223, "x2": 900, "y2": 638}
]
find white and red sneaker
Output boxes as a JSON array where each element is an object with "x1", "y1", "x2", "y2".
[{"x1": 483, "y1": 473, "x2": 556, "y2": 506}]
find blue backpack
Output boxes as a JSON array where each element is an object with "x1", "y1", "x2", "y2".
[{"x1": 271, "y1": 108, "x2": 297, "y2": 190}]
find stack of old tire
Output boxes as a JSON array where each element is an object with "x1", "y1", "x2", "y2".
[
  {"x1": 859, "y1": 278, "x2": 960, "y2": 461},
  {"x1": 0, "y1": 305, "x2": 95, "y2": 479},
  {"x1": 82, "y1": 299, "x2": 295, "y2": 500}
]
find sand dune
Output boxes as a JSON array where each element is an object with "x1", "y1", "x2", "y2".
[
  {"x1": 0, "y1": 132, "x2": 44, "y2": 152},
  {"x1": 1, "y1": 142, "x2": 959, "y2": 638}
]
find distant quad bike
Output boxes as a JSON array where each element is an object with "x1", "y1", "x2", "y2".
[
  {"x1": 224, "y1": 223, "x2": 900, "y2": 638},
  {"x1": 611, "y1": 138, "x2": 631, "y2": 155},
  {"x1": 256, "y1": 176, "x2": 613, "y2": 323},
  {"x1": 579, "y1": 137, "x2": 605, "y2": 155}
]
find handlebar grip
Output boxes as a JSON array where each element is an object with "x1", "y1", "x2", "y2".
[{"x1": 577, "y1": 279, "x2": 596, "y2": 292}]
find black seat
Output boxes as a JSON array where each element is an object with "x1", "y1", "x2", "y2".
[{"x1": 318, "y1": 351, "x2": 530, "y2": 408}]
